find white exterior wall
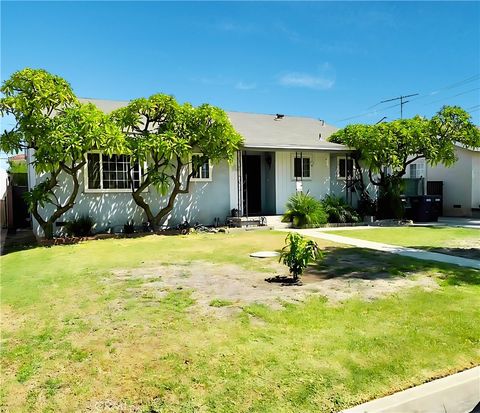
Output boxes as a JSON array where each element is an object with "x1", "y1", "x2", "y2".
[
  {"x1": 30, "y1": 159, "x2": 232, "y2": 237},
  {"x1": 427, "y1": 147, "x2": 473, "y2": 217},
  {"x1": 275, "y1": 151, "x2": 330, "y2": 214},
  {"x1": 471, "y1": 151, "x2": 480, "y2": 210}
]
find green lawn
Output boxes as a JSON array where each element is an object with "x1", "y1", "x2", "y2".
[
  {"x1": 328, "y1": 226, "x2": 480, "y2": 257},
  {"x1": 1, "y1": 231, "x2": 479, "y2": 412}
]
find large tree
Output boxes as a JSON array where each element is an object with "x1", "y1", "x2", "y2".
[
  {"x1": 0, "y1": 68, "x2": 124, "y2": 238},
  {"x1": 329, "y1": 106, "x2": 480, "y2": 217},
  {"x1": 111, "y1": 94, "x2": 243, "y2": 230}
]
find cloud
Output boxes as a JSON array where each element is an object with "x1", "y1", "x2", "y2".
[
  {"x1": 235, "y1": 81, "x2": 257, "y2": 90},
  {"x1": 278, "y1": 64, "x2": 335, "y2": 90},
  {"x1": 215, "y1": 21, "x2": 259, "y2": 35},
  {"x1": 279, "y1": 73, "x2": 334, "y2": 90}
]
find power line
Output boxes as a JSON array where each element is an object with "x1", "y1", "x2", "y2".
[
  {"x1": 423, "y1": 87, "x2": 480, "y2": 106},
  {"x1": 337, "y1": 73, "x2": 480, "y2": 124}
]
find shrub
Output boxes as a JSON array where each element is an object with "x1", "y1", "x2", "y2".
[
  {"x1": 65, "y1": 215, "x2": 95, "y2": 237},
  {"x1": 282, "y1": 192, "x2": 327, "y2": 228},
  {"x1": 321, "y1": 194, "x2": 360, "y2": 224},
  {"x1": 279, "y1": 232, "x2": 321, "y2": 281},
  {"x1": 123, "y1": 220, "x2": 135, "y2": 234}
]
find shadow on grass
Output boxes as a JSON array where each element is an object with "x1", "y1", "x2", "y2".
[
  {"x1": 412, "y1": 246, "x2": 480, "y2": 261},
  {"x1": 304, "y1": 246, "x2": 480, "y2": 286}
]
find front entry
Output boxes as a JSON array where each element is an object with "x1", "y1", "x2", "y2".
[{"x1": 242, "y1": 154, "x2": 262, "y2": 215}]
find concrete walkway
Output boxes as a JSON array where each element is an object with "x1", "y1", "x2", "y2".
[
  {"x1": 278, "y1": 228, "x2": 480, "y2": 270},
  {"x1": 341, "y1": 366, "x2": 480, "y2": 413}
]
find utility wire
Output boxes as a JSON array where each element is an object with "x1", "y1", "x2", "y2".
[{"x1": 335, "y1": 73, "x2": 480, "y2": 123}]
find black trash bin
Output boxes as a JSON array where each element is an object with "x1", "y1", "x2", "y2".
[{"x1": 409, "y1": 195, "x2": 442, "y2": 222}]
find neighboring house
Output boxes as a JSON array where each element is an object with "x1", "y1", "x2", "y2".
[
  {"x1": 424, "y1": 145, "x2": 480, "y2": 217},
  {"x1": 402, "y1": 145, "x2": 480, "y2": 217},
  {"x1": 27, "y1": 98, "x2": 355, "y2": 237}
]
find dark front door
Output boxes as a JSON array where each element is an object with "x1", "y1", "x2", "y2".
[{"x1": 243, "y1": 155, "x2": 262, "y2": 215}]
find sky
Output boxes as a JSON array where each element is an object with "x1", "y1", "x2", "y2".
[{"x1": 1, "y1": 1, "x2": 479, "y2": 167}]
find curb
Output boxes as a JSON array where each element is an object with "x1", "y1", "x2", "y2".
[{"x1": 341, "y1": 367, "x2": 480, "y2": 413}]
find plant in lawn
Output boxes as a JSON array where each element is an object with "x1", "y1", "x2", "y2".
[
  {"x1": 279, "y1": 232, "x2": 321, "y2": 282},
  {"x1": 282, "y1": 192, "x2": 327, "y2": 228},
  {"x1": 322, "y1": 194, "x2": 360, "y2": 224}
]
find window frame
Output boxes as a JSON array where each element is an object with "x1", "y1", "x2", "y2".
[
  {"x1": 337, "y1": 156, "x2": 355, "y2": 180},
  {"x1": 190, "y1": 153, "x2": 213, "y2": 182},
  {"x1": 291, "y1": 155, "x2": 312, "y2": 180},
  {"x1": 83, "y1": 151, "x2": 144, "y2": 193}
]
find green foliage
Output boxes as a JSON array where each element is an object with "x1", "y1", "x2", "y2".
[
  {"x1": 279, "y1": 232, "x2": 321, "y2": 280},
  {"x1": 209, "y1": 299, "x2": 234, "y2": 307},
  {"x1": 321, "y1": 194, "x2": 360, "y2": 223},
  {"x1": 282, "y1": 192, "x2": 327, "y2": 228},
  {"x1": 111, "y1": 93, "x2": 243, "y2": 229},
  {"x1": 0, "y1": 68, "x2": 124, "y2": 238},
  {"x1": 329, "y1": 106, "x2": 480, "y2": 219},
  {"x1": 7, "y1": 159, "x2": 27, "y2": 174},
  {"x1": 65, "y1": 215, "x2": 95, "y2": 237}
]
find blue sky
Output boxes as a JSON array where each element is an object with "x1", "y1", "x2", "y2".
[{"x1": 1, "y1": 1, "x2": 479, "y2": 154}]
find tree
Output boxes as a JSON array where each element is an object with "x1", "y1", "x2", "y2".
[
  {"x1": 279, "y1": 232, "x2": 321, "y2": 282},
  {"x1": 0, "y1": 68, "x2": 124, "y2": 238},
  {"x1": 111, "y1": 94, "x2": 243, "y2": 230},
  {"x1": 329, "y1": 106, "x2": 480, "y2": 218}
]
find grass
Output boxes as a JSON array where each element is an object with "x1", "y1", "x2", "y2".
[
  {"x1": 328, "y1": 226, "x2": 479, "y2": 248},
  {"x1": 1, "y1": 230, "x2": 479, "y2": 412}
]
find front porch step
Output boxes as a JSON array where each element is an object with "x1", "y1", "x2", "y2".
[{"x1": 227, "y1": 215, "x2": 290, "y2": 229}]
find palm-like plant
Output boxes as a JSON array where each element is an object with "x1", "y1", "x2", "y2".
[
  {"x1": 322, "y1": 194, "x2": 360, "y2": 223},
  {"x1": 282, "y1": 192, "x2": 327, "y2": 228},
  {"x1": 279, "y1": 233, "x2": 321, "y2": 281}
]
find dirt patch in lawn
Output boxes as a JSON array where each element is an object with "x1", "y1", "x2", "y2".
[
  {"x1": 420, "y1": 237, "x2": 480, "y2": 260},
  {"x1": 110, "y1": 251, "x2": 438, "y2": 316}
]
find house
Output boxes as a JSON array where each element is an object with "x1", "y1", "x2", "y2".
[
  {"x1": 27, "y1": 98, "x2": 357, "y2": 237},
  {"x1": 424, "y1": 145, "x2": 480, "y2": 217}
]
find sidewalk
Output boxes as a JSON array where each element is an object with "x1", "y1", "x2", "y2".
[
  {"x1": 278, "y1": 228, "x2": 480, "y2": 270},
  {"x1": 341, "y1": 366, "x2": 480, "y2": 413}
]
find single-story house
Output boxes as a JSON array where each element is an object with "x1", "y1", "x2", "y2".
[{"x1": 27, "y1": 98, "x2": 358, "y2": 237}]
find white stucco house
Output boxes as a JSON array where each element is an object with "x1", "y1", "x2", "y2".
[
  {"x1": 28, "y1": 99, "x2": 357, "y2": 237},
  {"x1": 424, "y1": 145, "x2": 480, "y2": 217}
]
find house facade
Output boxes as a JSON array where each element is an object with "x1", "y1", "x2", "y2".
[
  {"x1": 424, "y1": 145, "x2": 480, "y2": 217},
  {"x1": 27, "y1": 99, "x2": 358, "y2": 237}
]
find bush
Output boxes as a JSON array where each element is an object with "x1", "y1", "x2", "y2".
[
  {"x1": 65, "y1": 215, "x2": 95, "y2": 237},
  {"x1": 282, "y1": 192, "x2": 327, "y2": 228},
  {"x1": 321, "y1": 194, "x2": 360, "y2": 224},
  {"x1": 279, "y1": 232, "x2": 321, "y2": 281},
  {"x1": 123, "y1": 220, "x2": 135, "y2": 234}
]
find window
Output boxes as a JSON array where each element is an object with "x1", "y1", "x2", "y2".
[
  {"x1": 191, "y1": 154, "x2": 211, "y2": 181},
  {"x1": 86, "y1": 153, "x2": 141, "y2": 191},
  {"x1": 337, "y1": 157, "x2": 355, "y2": 179},
  {"x1": 293, "y1": 157, "x2": 311, "y2": 179},
  {"x1": 408, "y1": 161, "x2": 425, "y2": 179}
]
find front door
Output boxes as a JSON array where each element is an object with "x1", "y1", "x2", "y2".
[{"x1": 243, "y1": 155, "x2": 262, "y2": 215}]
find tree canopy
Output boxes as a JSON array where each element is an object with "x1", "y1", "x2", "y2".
[
  {"x1": 111, "y1": 94, "x2": 243, "y2": 229},
  {"x1": 0, "y1": 68, "x2": 124, "y2": 238},
  {"x1": 329, "y1": 106, "x2": 480, "y2": 218}
]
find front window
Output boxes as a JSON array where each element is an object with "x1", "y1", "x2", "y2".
[
  {"x1": 337, "y1": 157, "x2": 355, "y2": 179},
  {"x1": 191, "y1": 154, "x2": 211, "y2": 180},
  {"x1": 408, "y1": 160, "x2": 425, "y2": 179},
  {"x1": 293, "y1": 157, "x2": 311, "y2": 178},
  {"x1": 86, "y1": 153, "x2": 141, "y2": 191}
]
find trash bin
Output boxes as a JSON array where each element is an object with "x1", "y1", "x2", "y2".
[{"x1": 409, "y1": 195, "x2": 442, "y2": 222}]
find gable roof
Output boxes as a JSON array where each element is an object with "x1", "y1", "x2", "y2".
[{"x1": 79, "y1": 98, "x2": 348, "y2": 152}]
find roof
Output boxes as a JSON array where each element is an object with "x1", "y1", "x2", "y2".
[
  {"x1": 8, "y1": 153, "x2": 26, "y2": 162},
  {"x1": 79, "y1": 98, "x2": 348, "y2": 152}
]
